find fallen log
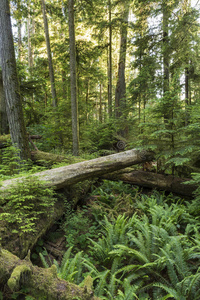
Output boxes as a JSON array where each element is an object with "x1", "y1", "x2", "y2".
[
  {"x1": 0, "y1": 180, "x2": 95, "y2": 258},
  {"x1": 102, "y1": 170, "x2": 196, "y2": 197},
  {"x1": 0, "y1": 149, "x2": 153, "y2": 257},
  {"x1": 0, "y1": 248, "x2": 100, "y2": 300},
  {"x1": 31, "y1": 150, "x2": 82, "y2": 165},
  {"x1": 0, "y1": 149, "x2": 154, "y2": 192}
]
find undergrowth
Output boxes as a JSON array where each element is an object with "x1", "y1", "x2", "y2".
[{"x1": 39, "y1": 179, "x2": 200, "y2": 300}]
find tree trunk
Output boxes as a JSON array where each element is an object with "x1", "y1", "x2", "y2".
[
  {"x1": 102, "y1": 170, "x2": 196, "y2": 197},
  {"x1": 115, "y1": 2, "x2": 129, "y2": 121},
  {"x1": 108, "y1": 0, "x2": 112, "y2": 118},
  {"x1": 0, "y1": 149, "x2": 154, "y2": 192},
  {"x1": 99, "y1": 83, "x2": 103, "y2": 122},
  {"x1": 40, "y1": 0, "x2": 57, "y2": 107},
  {"x1": 0, "y1": 248, "x2": 100, "y2": 300},
  {"x1": 0, "y1": 0, "x2": 30, "y2": 161},
  {"x1": 17, "y1": 0, "x2": 22, "y2": 62},
  {"x1": 68, "y1": 0, "x2": 80, "y2": 156},
  {"x1": 27, "y1": 4, "x2": 33, "y2": 68},
  {"x1": 162, "y1": 3, "x2": 170, "y2": 122},
  {"x1": 0, "y1": 71, "x2": 9, "y2": 134}
]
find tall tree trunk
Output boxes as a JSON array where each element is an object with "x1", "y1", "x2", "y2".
[
  {"x1": 17, "y1": 0, "x2": 22, "y2": 62},
  {"x1": 40, "y1": 0, "x2": 57, "y2": 107},
  {"x1": 99, "y1": 83, "x2": 103, "y2": 122},
  {"x1": 27, "y1": 5, "x2": 33, "y2": 68},
  {"x1": 0, "y1": 0, "x2": 30, "y2": 160},
  {"x1": 108, "y1": 0, "x2": 112, "y2": 118},
  {"x1": 185, "y1": 67, "x2": 189, "y2": 126},
  {"x1": 162, "y1": 3, "x2": 170, "y2": 122},
  {"x1": 0, "y1": 71, "x2": 9, "y2": 134},
  {"x1": 68, "y1": 0, "x2": 79, "y2": 156},
  {"x1": 185, "y1": 67, "x2": 189, "y2": 105},
  {"x1": 115, "y1": 2, "x2": 129, "y2": 121}
]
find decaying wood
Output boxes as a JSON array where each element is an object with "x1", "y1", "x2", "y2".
[
  {"x1": 0, "y1": 149, "x2": 154, "y2": 192},
  {"x1": 0, "y1": 180, "x2": 95, "y2": 258},
  {"x1": 0, "y1": 248, "x2": 100, "y2": 300},
  {"x1": 102, "y1": 170, "x2": 196, "y2": 197},
  {"x1": 31, "y1": 150, "x2": 81, "y2": 165}
]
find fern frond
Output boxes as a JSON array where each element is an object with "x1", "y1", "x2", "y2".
[
  {"x1": 94, "y1": 269, "x2": 110, "y2": 297},
  {"x1": 39, "y1": 252, "x2": 50, "y2": 268},
  {"x1": 60, "y1": 246, "x2": 73, "y2": 274},
  {"x1": 152, "y1": 282, "x2": 180, "y2": 299}
]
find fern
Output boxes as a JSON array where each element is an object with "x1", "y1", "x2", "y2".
[{"x1": 40, "y1": 247, "x2": 84, "y2": 284}]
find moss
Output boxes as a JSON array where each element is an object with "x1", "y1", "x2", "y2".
[
  {"x1": 7, "y1": 264, "x2": 32, "y2": 291},
  {"x1": 83, "y1": 275, "x2": 93, "y2": 293}
]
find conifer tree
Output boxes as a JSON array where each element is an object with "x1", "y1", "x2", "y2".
[{"x1": 0, "y1": 0, "x2": 30, "y2": 160}]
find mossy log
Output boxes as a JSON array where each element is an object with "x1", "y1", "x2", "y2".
[
  {"x1": 0, "y1": 149, "x2": 154, "y2": 192},
  {"x1": 0, "y1": 248, "x2": 101, "y2": 300},
  {"x1": 31, "y1": 150, "x2": 82, "y2": 165},
  {"x1": 102, "y1": 170, "x2": 196, "y2": 197},
  {"x1": 0, "y1": 180, "x2": 95, "y2": 258}
]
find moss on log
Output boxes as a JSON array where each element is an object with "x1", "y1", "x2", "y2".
[
  {"x1": 0, "y1": 180, "x2": 94, "y2": 258},
  {"x1": 31, "y1": 150, "x2": 82, "y2": 166},
  {"x1": 0, "y1": 248, "x2": 101, "y2": 300}
]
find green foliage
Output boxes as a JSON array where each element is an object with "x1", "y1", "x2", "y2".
[
  {"x1": 62, "y1": 207, "x2": 100, "y2": 252},
  {"x1": 89, "y1": 180, "x2": 139, "y2": 219},
  {"x1": 0, "y1": 145, "x2": 32, "y2": 179},
  {"x1": 40, "y1": 246, "x2": 84, "y2": 284},
  {"x1": 0, "y1": 176, "x2": 56, "y2": 235},
  {"x1": 81, "y1": 119, "x2": 120, "y2": 153},
  {"x1": 47, "y1": 180, "x2": 200, "y2": 299},
  {"x1": 185, "y1": 172, "x2": 200, "y2": 216}
]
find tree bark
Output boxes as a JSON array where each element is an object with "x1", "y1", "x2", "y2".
[
  {"x1": 68, "y1": 0, "x2": 80, "y2": 156},
  {"x1": 162, "y1": 3, "x2": 170, "y2": 122},
  {"x1": 17, "y1": 0, "x2": 22, "y2": 62},
  {"x1": 102, "y1": 170, "x2": 196, "y2": 197},
  {"x1": 115, "y1": 2, "x2": 129, "y2": 121},
  {"x1": 0, "y1": 248, "x2": 100, "y2": 300},
  {"x1": 0, "y1": 0, "x2": 30, "y2": 161},
  {"x1": 40, "y1": 0, "x2": 57, "y2": 107},
  {"x1": 108, "y1": 0, "x2": 112, "y2": 118},
  {"x1": 0, "y1": 71, "x2": 9, "y2": 134},
  {"x1": 0, "y1": 149, "x2": 154, "y2": 192}
]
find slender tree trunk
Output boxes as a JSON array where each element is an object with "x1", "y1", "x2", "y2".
[
  {"x1": 99, "y1": 83, "x2": 102, "y2": 122},
  {"x1": 40, "y1": 0, "x2": 57, "y2": 107},
  {"x1": 68, "y1": 0, "x2": 79, "y2": 156},
  {"x1": 115, "y1": 2, "x2": 129, "y2": 120},
  {"x1": 108, "y1": 0, "x2": 112, "y2": 118},
  {"x1": 17, "y1": 0, "x2": 22, "y2": 62},
  {"x1": 27, "y1": 5, "x2": 33, "y2": 68},
  {"x1": 85, "y1": 78, "x2": 89, "y2": 123},
  {"x1": 185, "y1": 67, "x2": 189, "y2": 125},
  {"x1": 0, "y1": 0, "x2": 30, "y2": 160},
  {"x1": 162, "y1": 3, "x2": 170, "y2": 122},
  {"x1": 185, "y1": 67, "x2": 189, "y2": 105}
]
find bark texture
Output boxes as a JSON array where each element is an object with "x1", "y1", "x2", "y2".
[
  {"x1": 0, "y1": 248, "x2": 100, "y2": 300},
  {"x1": 0, "y1": 0, "x2": 30, "y2": 160},
  {"x1": 40, "y1": 0, "x2": 57, "y2": 107},
  {"x1": 68, "y1": 0, "x2": 79, "y2": 156},
  {"x1": 0, "y1": 149, "x2": 154, "y2": 192},
  {"x1": 108, "y1": 0, "x2": 112, "y2": 118},
  {"x1": 102, "y1": 170, "x2": 196, "y2": 197},
  {"x1": 0, "y1": 71, "x2": 9, "y2": 134},
  {"x1": 115, "y1": 2, "x2": 129, "y2": 120}
]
